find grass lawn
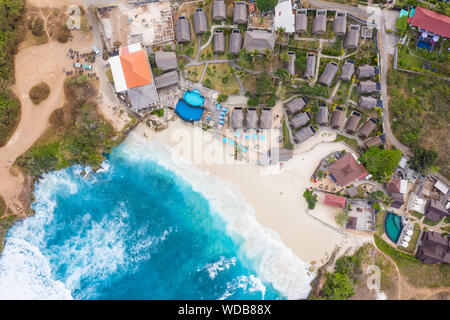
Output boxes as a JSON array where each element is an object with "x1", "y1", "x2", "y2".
[
  {"x1": 397, "y1": 45, "x2": 448, "y2": 77},
  {"x1": 289, "y1": 39, "x2": 320, "y2": 51},
  {"x1": 198, "y1": 42, "x2": 214, "y2": 61},
  {"x1": 334, "y1": 134, "x2": 361, "y2": 151},
  {"x1": 185, "y1": 65, "x2": 205, "y2": 83},
  {"x1": 374, "y1": 234, "x2": 450, "y2": 287},
  {"x1": 283, "y1": 119, "x2": 293, "y2": 150},
  {"x1": 242, "y1": 75, "x2": 258, "y2": 94},
  {"x1": 334, "y1": 80, "x2": 351, "y2": 104},
  {"x1": 388, "y1": 70, "x2": 450, "y2": 179},
  {"x1": 203, "y1": 63, "x2": 240, "y2": 95},
  {"x1": 410, "y1": 211, "x2": 424, "y2": 219}
]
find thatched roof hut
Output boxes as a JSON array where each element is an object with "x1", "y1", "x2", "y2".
[
  {"x1": 229, "y1": 29, "x2": 242, "y2": 55},
  {"x1": 176, "y1": 16, "x2": 191, "y2": 43}
]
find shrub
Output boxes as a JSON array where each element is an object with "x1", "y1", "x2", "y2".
[
  {"x1": 303, "y1": 189, "x2": 318, "y2": 209},
  {"x1": 29, "y1": 82, "x2": 50, "y2": 104},
  {"x1": 31, "y1": 17, "x2": 45, "y2": 36},
  {"x1": 0, "y1": 92, "x2": 21, "y2": 147}
]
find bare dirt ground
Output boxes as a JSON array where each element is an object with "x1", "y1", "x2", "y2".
[{"x1": 0, "y1": 29, "x2": 94, "y2": 217}]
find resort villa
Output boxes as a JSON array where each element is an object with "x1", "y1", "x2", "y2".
[
  {"x1": 417, "y1": 231, "x2": 450, "y2": 264},
  {"x1": 328, "y1": 152, "x2": 368, "y2": 186},
  {"x1": 108, "y1": 43, "x2": 159, "y2": 113},
  {"x1": 408, "y1": 7, "x2": 450, "y2": 51}
]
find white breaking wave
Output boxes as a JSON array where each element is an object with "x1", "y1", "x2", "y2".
[
  {"x1": 0, "y1": 167, "x2": 170, "y2": 300},
  {"x1": 198, "y1": 256, "x2": 237, "y2": 280},
  {"x1": 124, "y1": 132, "x2": 315, "y2": 300},
  {"x1": 219, "y1": 275, "x2": 266, "y2": 300}
]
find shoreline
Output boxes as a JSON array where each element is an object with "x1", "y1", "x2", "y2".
[{"x1": 131, "y1": 120, "x2": 371, "y2": 267}]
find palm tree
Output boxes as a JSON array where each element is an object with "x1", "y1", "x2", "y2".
[
  {"x1": 280, "y1": 51, "x2": 289, "y2": 62},
  {"x1": 264, "y1": 48, "x2": 272, "y2": 60},
  {"x1": 250, "y1": 50, "x2": 259, "y2": 63}
]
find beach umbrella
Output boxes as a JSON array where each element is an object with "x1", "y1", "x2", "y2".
[
  {"x1": 223, "y1": 137, "x2": 228, "y2": 143},
  {"x1": 245, "y1": 135, "x2": 250, "y2": 140},
  {"x1": 235, "y1": 131, "x2": 241, "y2": 137},
  {"x1": 421, "y1": 32, "x2": 427, "y2": 39},
  {"x1": 252, "y1": 134, "x2": 258, "y2": 140},
  {"x1": 229, "y1": 140, "x2": 235, "y2": 146},
  {"x1": 260, "y1": 134, "x2": 266, "y2": 141},
  {"x1": 242, "y1": 147, "x2": 248, "y2": 153},
  {"x1": 432, "y1": 35, "x2": 439, "y2": 42}
]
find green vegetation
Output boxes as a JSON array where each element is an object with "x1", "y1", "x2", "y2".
[
  {"x1": 29, "y1": 82, "x2": 50, "y2": 104},
  {"x1": 256, "y1": 0, "x2": 278, "y2": 12},
  {"x1": 423, "y1": 217, "x2": 442, "y2": 227},
  {"x1": 16, "y1": 77, "x2": 117, "y2": 177},
  {"x1": 334, "y1": 134, "x2": 360, "y2": 151},
  {"x1": 388, "y1": 70, "x2": 449, "y2": 179},
  {"x1": 408, "y1": 146, "x2": 438, "y2": 175},
  {"x1": 322, "y1": 273, "x2": 354, "y2": 300},
  {"x1": 151, "y1": 108, "x2": 164, "y2": 118},
  {"x1": 359, "y1": 147, "x2": 402, "y2": 183},
  {"x1": 0, "y1": 0, "x2": 25, "y2": 82},
  {"x1": 410, "y1": 211, "x2": 423, "y2": 219},
  {"x1": 0, "y1": 91, "x2": 21, "y2": 147},
  {"x1": 395, "y1": 16, "x2": 408, "y2": 34},
  {"x1": 374, "y1": 234, "x2": 450, "y2": 287},
  {"x1": 303, "y1": 189, "x2": 318, "y2": 210},
  {"x1": 202, "y1": 63, "x2": 240, "y2": 95},
  {"x1": 335, "y1": 210, "x2": 348, "y2": 228},
  {"x1": 282, "y1": 119, "x2": 293, "y2": 150}
]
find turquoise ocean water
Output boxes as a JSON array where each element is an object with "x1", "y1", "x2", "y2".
[{"x1": 0, "y1": 133, "x2": 313, "y2": 299}]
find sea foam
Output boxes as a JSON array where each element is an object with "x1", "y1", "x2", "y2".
[{"x1": 124, "y1": 132, "x2": 314, "y2": 300}]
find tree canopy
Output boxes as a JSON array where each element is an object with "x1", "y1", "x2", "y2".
[
  {"x1": 256, "y1": 0, "x2": 278, "y2": 12},
  {"x1": 322, "y1": 272, "x2": 355, "y2": 300},
  {"x1": 359, "y1": 147, "x2": 402, "y2": 183},
  {"x1": 408, "y1": 146, "x2": 438, "y2": 174}
]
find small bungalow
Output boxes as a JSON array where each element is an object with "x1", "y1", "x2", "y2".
[
  {"x1": 233, "y1": 1, "x2": 247, "y2": 25},
  {"x1": 358, "y1": 80, "x2": 379, "y2": 94},
  {"x1": 344, "y1": 111, "x2": 361, "y2": 133},
  {"x1": 154, "y1": 51, "x2": 177, "y2": 71},
  {"x1": 330, "y1": 106, "x2": 346, "y2": 129},
  {"x1": 318, "y1": 62, "x2": 339, "y2": 87},
  {"x1": 229, "y1": 29, "x2": 242, "y2": 55},
  {"x1": 329, "y1": 152, "x2": 368, "y2": 186},
  {"x1": 356, "y1": 64, "x2": 377, "y2": 78},
  {"x1": 312, "y1": 9, "x2": 327, "y2": 35},
  {"x1": 364, "y1": 135, "x2": 383, "y2": 148},
  {"x1": 213, "y1": 30, "x2": 225, "y2": 54},
  {"x1": 317, "y1": 105, "x2": 329, "y2": 125},
  {"x1": 294, "y1": 125, "x2": 315, "y2": 144},
  {"x1": 194, "y1": 8, "x2": 208, "y2": 35},
  {"x1": 344, "y1": 24, "x2": 360, "y2": 49},
  {"x1": 246, "y1": 108, "x2": 258, "y2": 129},
  {"x1": 288, "y1": 51, "x2": 296, "y2": 76},
  {"x1": 176, "y1": 16, "x2": 191, "y2": 43},
  {"x1": 154, "y1": 70, "x2": 179, "y2": 89},
  {"x1": 357, "y1": 118, "x2": 377, "y2": 139},
  {"x1": 232, "y1": 108, "x2": 244, "y2": 129},
  {"x1": 260, "y1": 108, "x2": 272, "y2": 129},
  {"x1": 359, "y1": 95, "x2": 378, "y2": 109},
  {"x1": 304, "y1": 53, "x2": 316, "y2": 78},
  {"x1": 340, "y1": 60, "x2": 354, "y2": 82},
  {"x1": 425, "y1": 199, "x2": 449, "y2": 222},
  {"x1": 285, "y1": 97, "x2": 307, "y2": 115},
  {"x1": 290, "y1": 112, "x2": 311, "y2": 129},
  {"x1": 333, "y1": 12, "x2": 347, "y2": 36},
  {"x1": 324, "y1": 193, "x2": 347, "y2": 208},
  {"x1": 295, "y1": 9, "x2": 308, "y2": 33},
  {"x1": 243, "y1": 30, "x2": 276, "y2": 53},
  {"x1": 212, "y1": 0, "x2": 226, "y2": 21},
  {"x1": 416, "y1": 231, "x2": 450, "y2": 264}
]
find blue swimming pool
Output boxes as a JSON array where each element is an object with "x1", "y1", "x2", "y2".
[
  {"x1": 385, "y1": 212, "x2": 403, "y2": 243},
  {"x1": 183, "y1": 90, "x2": 205, "y2": 107},
  {"x1": 417, "y1": 40, "x2": 431, "y2": 51},
  {"x1": 175, "y1": 99, "x2": 205, "y2": 122}
]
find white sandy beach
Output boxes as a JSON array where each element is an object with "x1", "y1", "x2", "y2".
[{"x1": 134, "y1": 120, "x2": 371, "y2": 268}]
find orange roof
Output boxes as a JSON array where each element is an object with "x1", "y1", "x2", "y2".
[
  {"x1": 120, "y1": 50, "x2": 152, "y2": 89},
  {"x1": 324, "y1": 194, "x2": 347, "y2": 208}
]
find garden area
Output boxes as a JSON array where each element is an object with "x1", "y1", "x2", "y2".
[
  {"x1": 387, "y1": 70, "x2": 449, "y2": 179},
  {"x1": 202, "y1": 63, "x2": 240, "y2": 95}
]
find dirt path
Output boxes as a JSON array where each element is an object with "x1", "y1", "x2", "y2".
[
  {"x1": 372, "y1": 238, "x2": 450, "y2": 300},
  {"x1": 0, "y1": 28, "x2": 94, "y2": 216}
]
